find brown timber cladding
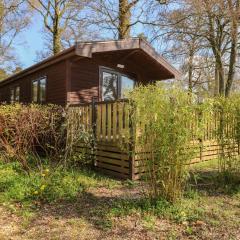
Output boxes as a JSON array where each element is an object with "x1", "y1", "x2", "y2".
[
  {"x1": 0, "y1": 61, "x2": 67, "y2": 105},
  {"x1": 69, "y1": 101, "x2": 240, "y2": 180}
]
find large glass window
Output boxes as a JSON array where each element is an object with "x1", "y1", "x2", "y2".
[
  {"x1": 39, "y1": 78, "x2": 46, "y2": 102},
  {"x1": 15, "y1": 86, "x2": 20, "y2": 102},
  {"x1": 10, "y1": 86, "x2": 20, "y2": 103},
  {"x1": 10, "y1": 89, "x2": 14, "y2": 103},
  {"x1": 102, "y1": 71, "x2": 118, "y2": 101},
  {"x1": 32, "y1": 80, "x2": 38, "y2": 102},
  {"x1": 121, "y1": 75, "x2": 135, "y2": 98},
  {"x1": 101, "y1": 67, "x2": 135, "y2": 101},
  {"x1": 32, "y1": 77, "x2": 47, "y2": 103}
]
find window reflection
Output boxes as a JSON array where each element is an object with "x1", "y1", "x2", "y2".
[
  {"x1": 101, "y1": 67, "x2": 136, "y2": 101},
  {"x1": 15, "y1": 86, "x2": 20, "y2": 102},
  {"x1": 10, "y1": 89, "x2": 14, "y2": 103},
  {"x1": 10, "y1": 86, "x2": 20, "y2": 103},
  {"x1": 121, "y1": 76, "x2": 135, "y2": 98},
  {"x1": 102, "y1": 72, "x2": 118, "y2": 101},
  {"x1": 39, "y1": 78, "x2": 46, "y2": 102},
  {"x1": 32, "y1": 77, "x2": 46, "y2": 103},
  {"x1": 32, "y1": 80, "x2": 38, "y2": 103}
]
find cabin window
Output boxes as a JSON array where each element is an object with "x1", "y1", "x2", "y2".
[
  {"x1": 10, "y1": 86, "x2": 20, "y2": 103},
  {"x1": 32, "y1": 77, "x2": 47, "y2": 103},
  {"x1": 121, "y1": 75, "x2": 135, "y2": 98},
  {"x1": 102, "y1": 71, "x2": 118, "y2": 101},
  {"x1": 32, "y1": 80, "x2": 38, "y2": 102},
  {"x1": 100, "y1": 67, "x2": 135, "y2": 101}
]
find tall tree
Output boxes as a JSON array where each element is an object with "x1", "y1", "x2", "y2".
[
  {"x1": 27, "y1": 0, "x2": 92, "y2": 55},
  {"x1": 90, "y1": 0, "x2": 143, "y2": 39},
  {"x1": 192, "y1": 0, "x2": 240, "y2": 96},
  {"x1": 224, "y1": 0, "x2": 239, "y2": 96},
  {"x1": 0, "y1": 0, "x2": 29, "y2": 68},
  {"x1": 118, "y1": 0, "x2": 138, "y2": 39},
  {"x1": 145, "y1": 0, "x2": 240, "y2": 97}
]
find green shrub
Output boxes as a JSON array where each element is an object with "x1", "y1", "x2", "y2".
[
  {"x1": 64, "y1": 107, "x2": 95, "y2": 167},
  {"x1": 122, "y1": 85, "x2": 240, "y2": 201},
  {"x1": 214, "y1": 95, "x2": 240, "y2": 178},
  {"x1": 124, "y1": 85, "x2": 201, "y2": 202},
  {"x1": 0, "y1": 104, "x2": 93, "y2": 170},
  {"x1": 0, "y1": 104, "x2": 65, "y2": 170}
]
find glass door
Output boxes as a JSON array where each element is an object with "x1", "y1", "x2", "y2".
[
  {"x1": 121, "y1": 75, "x2": 135, "y2": 98},
  {"x1": 101, "y1": 70, "x2": 118, "y2": 101},
  {"x1": 100, "y1": 67, "x2": 136, "y2": 101}
]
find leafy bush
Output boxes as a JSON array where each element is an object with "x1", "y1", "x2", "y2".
[
  {"x1": 0, "y1": 104, "x2": 65, "y2": 170},
  {"x1": 64, "y1": 106, "x2": 95, "y2": 167},
  {"x1": 0, "y1": 104, "x2": 94, "y2": 170},
  {"x1": 122, "y1": 85, "x2": 240, "y2": 202},
  {"x1": 124, "y1": 85, "x2": 200, "y2": 202},
  {"x1": 214, "y1": 95, "x2": 240, "y2": 178}
]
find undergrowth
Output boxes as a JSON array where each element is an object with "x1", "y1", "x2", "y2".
[
  {"x1": 0, "y1": 161, "x2": 117, "y2": 207},
  {"x1": 109, "y1": 194, "x2": 204, "y2": 224}
]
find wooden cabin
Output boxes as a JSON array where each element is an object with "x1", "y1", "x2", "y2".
[{"x1": 0, "y1": 38, "x2": 180, "y2": 105}]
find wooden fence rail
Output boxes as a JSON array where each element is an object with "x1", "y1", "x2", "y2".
[{"x1": 68, "y1": 100, "x2": 240, "y2": 180}]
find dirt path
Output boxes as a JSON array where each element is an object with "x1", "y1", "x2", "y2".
[
  {"x1": 0, "y1": 185, "x2": 178, "y2": 240},
  {"x1": 0, "y1": 207, "x2": 23, "y2": 240},
  {"x1": 0, "y1": 184, "x2": 239, "y2": 240}
]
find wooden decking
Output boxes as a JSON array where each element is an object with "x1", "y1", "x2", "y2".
[{"x1": 68, "y1": 100, "x2": 240, "y2": 180}]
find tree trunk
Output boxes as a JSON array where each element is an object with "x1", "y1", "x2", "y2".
[
  {"x1": 213, "y1": 50, "x2": 225, "y2": 96},
  {"x1": 218, "y1": 60, "x2": 225, "y2": 96},
  {"x1": 214, "y1": 66, "x2": 219, "y2": 96},
  {"x1": 53, "y1": 30, "x2": 61, "y2": 54},
  {"x1": 188, "y1": 50, "x2": 194, "y2": 93},
  {"x1": 225, "y1": 0, "x2": 239, "y2": 97},
  {"x1": 53, "y1": 2, "x2": 61, "y2": 55},
  {"x1": 118, "y1": 0, "x2": 130, "y2": 39},
  {"x1": 225, "y1": 37, "x2": 237, "y2": 97}
]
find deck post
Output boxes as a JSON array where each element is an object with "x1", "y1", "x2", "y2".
[
  {"x1": 129, "y1": 101, "x2": 135, "y2": 180},
  {"x1": 91, "y1": 97, "x2": 97, "y2": 137},
  {"x1": 91, "y1": 97, "x2": 97, "y2": 168}
]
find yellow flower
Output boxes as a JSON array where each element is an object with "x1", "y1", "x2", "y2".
[
  {"x1": 45, "y1": 169, "x2": 50, "y2": 173},
  {"x1": 40, "y1": 185, "x2": 46, "y2": 191},
  {"x1": 34, "y1": 191, "x2": 39, "y2": 195},
  {"x1": 41, "y1": 173, "x2": 46, "y2": 177},
  {"x1": 181, "y1": 211, "x2": 186, "y2": 217}
]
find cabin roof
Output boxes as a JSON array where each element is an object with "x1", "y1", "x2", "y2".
[
  {"x1": 0, "y1": 38, "x2": 181, "y2": 86},
  {"x1": 75, "y1": 38, "x2": 181, "y2": 79}
]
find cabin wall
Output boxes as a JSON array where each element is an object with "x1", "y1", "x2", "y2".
[
  {"x1": 69, "y1": 55, "x2": 150, "y2": 104},
  {"x1": 69, "y1": 58, "x2": 99, "y2": 104},
  {"x1": 0, "y1": 60, "x2": 67, "y2": 105},
  {"x1": 0, "y1": 52, "x2": 157, "y2": 106}
]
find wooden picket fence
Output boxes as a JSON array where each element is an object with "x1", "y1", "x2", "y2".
[{"x1": 68, "y1": 100, "x2": 240, "y2": 180}]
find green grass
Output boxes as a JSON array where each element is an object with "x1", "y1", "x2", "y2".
[
  {"x1": 106, "y1": 159, "x2": 240, "y2": 228},
  {"x1": 189, "y1": 158, "x2": 219, "y2": 171},
  {"x1": 0, "y1": 159, "x2": 239, "y2": 239},
  {"x1": 0, "y1": 161, "x2": 118, "y2": 215},
  {"x1": 108, "y1": 193, "x2": 204, "y2": 224}
]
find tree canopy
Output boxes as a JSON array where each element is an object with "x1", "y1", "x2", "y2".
[{"x1": 1, "y1": 0, "x2": 240, "y2": 97}]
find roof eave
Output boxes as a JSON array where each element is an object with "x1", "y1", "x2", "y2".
[
  {"x1": 0, "y1": 46, "x2": 76, "y2": 87},
  {"x1": 76, "y1": 38, "x2": 181, "y2": 79},
  {"x1": 139, "y1": 39, "x2": 182, "y2": 79}
]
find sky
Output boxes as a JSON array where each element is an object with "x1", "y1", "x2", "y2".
[
  {"x1": 9, "y1": 1, "x2": 178, "y2": 71},
  {"x1": 15, "y1": 15, "x2": 44, "y2": 68},
  {"x1": 13, "y1": 15, "x2": 145, "y2": 70}
]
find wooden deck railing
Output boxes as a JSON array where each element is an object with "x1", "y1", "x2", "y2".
[
  {"x1": 68, "y1": 100, "x2": 240, "y2": 179},
  {"x1": 69, "y1": 100, "x2": 131, "y2": 142}
]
